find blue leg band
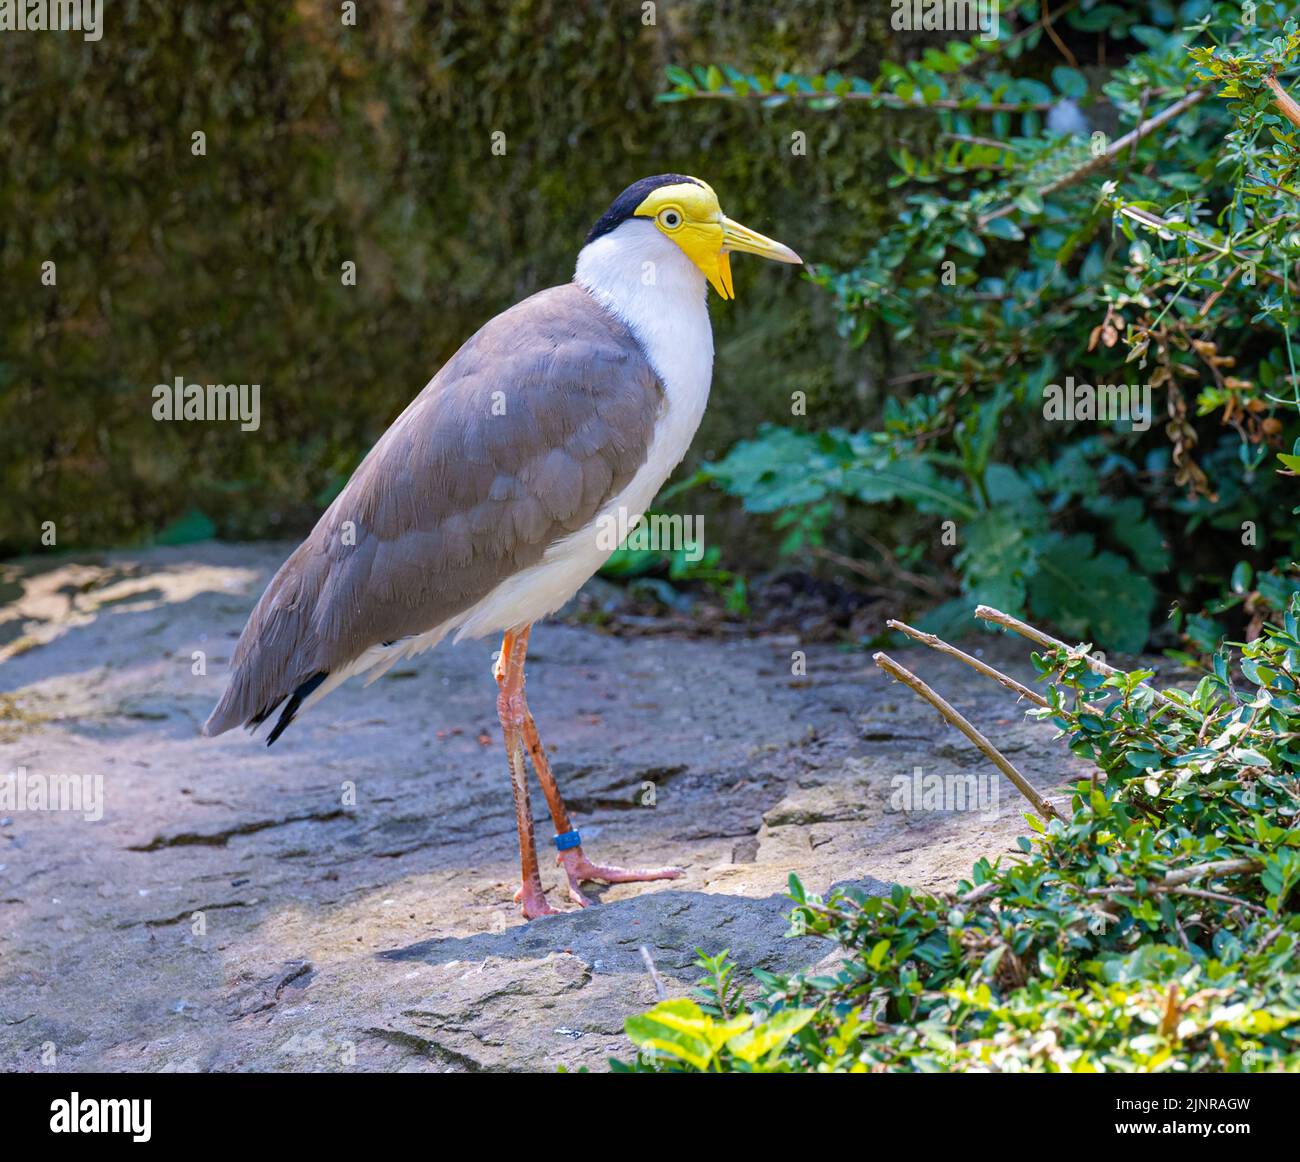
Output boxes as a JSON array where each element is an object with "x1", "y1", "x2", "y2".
[{"x1": 554, "y1": 829, "x2": 582, "y2": 851}]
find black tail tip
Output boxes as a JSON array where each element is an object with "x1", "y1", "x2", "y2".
[{"x1": 264, "y1": 671, "x2": 329, "y2": 746}]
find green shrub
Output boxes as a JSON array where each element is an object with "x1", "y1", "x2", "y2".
[
  {"x1": 616, "y1": 599, "x2": 1300, "y2": 1072},
  {"x1": 0, "y1": 0, "x2": 894, "y2": 556},
  {"x1": 664, "y1": 1, "x2": 1300, "y2": 653}
]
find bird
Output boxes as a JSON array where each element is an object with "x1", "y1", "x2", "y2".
[{"x1": 204, "y1": 174, "x2": 802, "y2": 918}]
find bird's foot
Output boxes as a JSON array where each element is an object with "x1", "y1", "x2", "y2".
[
  {"x1": 558, "y1": 848, "x2": 683, "y2": 907},
  {"x1": 513, "y1": 879, "x2": 564, "y2": 919}
]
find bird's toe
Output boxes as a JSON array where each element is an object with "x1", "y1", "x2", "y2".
[{"x1": 514, "y1": 882, "x2": 565, "y2": 919}]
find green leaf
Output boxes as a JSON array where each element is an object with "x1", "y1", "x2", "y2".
[
  {"x1": 624, "y1": 998, "x2": 749, "y2": 1071},
  {"x1": 1026, "y1": 533, "x2": 1158, "y2": 654},
  {"x1": 984, "y1": 215, "x2": 1025, "y2": 241},
  {"x1": 726, "y1": 1008, "x2": 816, "y2": 1064},
  {"x1": 1082, "y1": 497, "x2": 1170, "y2": 573},
  {"x1": 1051, "y1": 66, "x2": 1088, "y2": 99}
]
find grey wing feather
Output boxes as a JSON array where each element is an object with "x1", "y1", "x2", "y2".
[{"x1": 204, "y1": 284, "x2": 662, "y2": 738}]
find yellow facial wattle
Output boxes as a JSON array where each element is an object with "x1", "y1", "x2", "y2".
[{"x1": 632, "y1": 178, "x2": 802, "y2": 299}]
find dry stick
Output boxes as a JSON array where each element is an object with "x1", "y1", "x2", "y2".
[
  {"x1": 958, "y1": 880, "x2": 1001, "y2": 905},
  {"x1": 639, "y1": 945, "x2": 667, "y2": 1001},
  {"x1": 873, "y1": 651, "x2": 1065, "y2": 822},
  {"x1": 973, "y1": 604, "x2": 1183, "y2": 711},
  {"x1": 1162, "y1": 856, "x2": 1260, "y2": 887},
  {"x1": 887, "y1": 619, "x2": 1049, "y2": 708},
  {"x1": 931, "y1": 604, "x2": 1261, "y2": 907},
  {"x1": 978, "y1": 87, "x2": 1211, "y2": 228},
  {"x1": 1263, "y1": 73, "x2": 1300, "y2": 131}
]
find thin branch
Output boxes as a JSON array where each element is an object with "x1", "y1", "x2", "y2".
[
  {"x1": 1041, "y1": 1, "x2": 1078, "y2": 70},
  {"x1": 1116, "y1": 205, "x2": 1300, "y2": 296},
  {"x1": 973, "y1": 604, "x2": 1183, "y2": 710},
  {"x1": 1167, "y1": 885, "x2": 1267, "y2": 914},
  {"x1": 1084, "y1": 858, "x2": 1262, "y2": 902},
  {"x1": 978, "y1": 87, "x2": 1211, "y2": 228},
  {"x1": 1199, "y1": 263, "x2": 1242, "y2": 317},
  {"x1": 961, "y1": 859, "x2": 1262, "y2": 909},
  {"x1": 639, "y1": 945, "x2": 668, "y2": 1001},
  {"x1": 873, "y1": 651, "x2": 1065, "y2": 822},
  {"x1": 1263, "y1": 73, "x2": 1300, "y2": 131},
  {"x1": 1161, "y1": 857, "x2": 1260, "y2": 887},
  {"x1": 958, "y1": 880, "x2": 1001, "y2": 905},
  {"x1": 887, "y1": 618, "x2": 1049, "y2": 707},
  {"x1": 811, "y1": 543, "x2": 949, "y2": 600}
]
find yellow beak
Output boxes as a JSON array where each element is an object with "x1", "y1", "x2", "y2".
[{"x1": 705, "y1": 217, "x2": 804, "y2": 300}]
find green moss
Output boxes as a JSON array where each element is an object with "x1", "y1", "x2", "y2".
[{"x1": 0, "y1": 0, "x2": 897, "y2": 556}]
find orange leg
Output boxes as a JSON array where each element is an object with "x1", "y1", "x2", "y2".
[
  {"x1": 504, "y1": 624, "x2": 682, "y2": 914},
  {"x1": 496, "y1": 628, "x2": 560, "y2": 919}
]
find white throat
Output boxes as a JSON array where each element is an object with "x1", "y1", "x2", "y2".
[{"x1": 574, "y1": 219, "x2": 715, "y2": 404}]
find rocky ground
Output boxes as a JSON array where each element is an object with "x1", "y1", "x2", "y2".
[{"x1": 0, "y1": 543, "x2": 1089, "y2": 1072}]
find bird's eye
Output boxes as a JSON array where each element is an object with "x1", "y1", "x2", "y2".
[{"x1": 658, "y1": 208, "x2": 683, "y2": 230}]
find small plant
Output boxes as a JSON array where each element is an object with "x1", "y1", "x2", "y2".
[
  {"x1": 691, "y1": 949, "x2": 747, "y2": 1019},
  {"x1": 616, "y1": 950, "x2": 815, "y2": 1073}
]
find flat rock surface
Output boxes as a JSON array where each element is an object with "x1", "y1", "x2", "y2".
[{"x1": 0, "y1": 543, "x2": 1087, "y2": 1072}]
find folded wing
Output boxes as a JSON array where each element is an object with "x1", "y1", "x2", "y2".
[{"x1": 203, "y1": 283, "x2": 662, "y2": 742}]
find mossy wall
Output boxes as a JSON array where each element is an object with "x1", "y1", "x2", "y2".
[{"x1": 0, "y1": 0, "x2": 899, "y2": 556}]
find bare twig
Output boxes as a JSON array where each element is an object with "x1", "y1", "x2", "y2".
[
  {"x1": 873, "y1": 651, "x2": 1065, "y2": 822},
  {"x1": 973, "y1": 605, "x2": 1183, "y2": 711},
  {"x1": 978, "y1": 87, "x2": 1211, "y2": 228},
  {"x1": 639, "y1": 945, "x2": 667, "y2": 1001},
  {"x1": 1161, "y1": 857, "x2": 1260, "y2": 887},
  {"x1": 1041, "y1": 1, "x2": 1078, "y2": 70},
  {"x1": 1263, "y1": 73, "x2": 1300, "y2": 131},
  {"x1": 887, "y1": 619, "x2": 1049, "y2": 707}
]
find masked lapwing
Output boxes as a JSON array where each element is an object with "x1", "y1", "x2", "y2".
[{"x1": 204, "y1": 174, "x2": 802, "y2": 918}]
